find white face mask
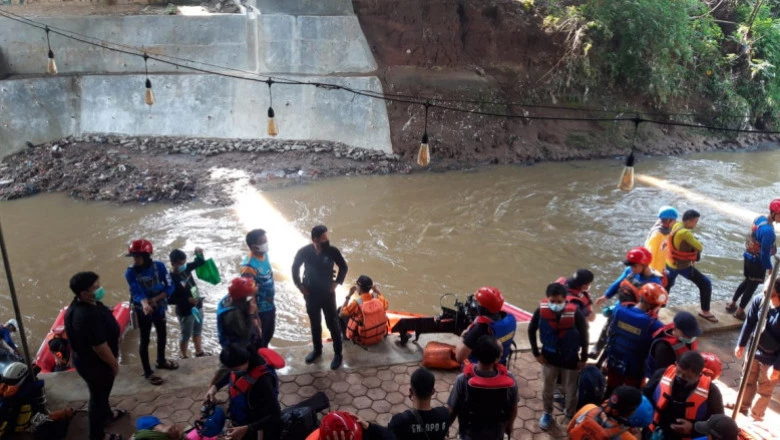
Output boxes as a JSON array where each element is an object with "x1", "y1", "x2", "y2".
[{"x1": 252, "y1": 243, "x2": 269, "y2": 254}]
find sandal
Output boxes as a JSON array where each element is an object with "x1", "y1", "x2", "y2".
[
  {"x1": 698, "y1": 312, "x2": 719, "y2": 323},
  {"x1": 145, "y1": 374, "x2": 164, "y2": 386},
  {"x1": 725, "y1": 303, "x2": 737, "y2": 313},
  {"x1": 194, "y1": 351, "x2": 210, "y2": 357},
  {"x1": 156, "y1": 360, "x2": 179, "y2": 370},
  {"x1": 107, "y1": 408, "x2": 127, "y2": 423},
  {"x1": 734, "y1": 310, "x2": 746, "y2": 320}
]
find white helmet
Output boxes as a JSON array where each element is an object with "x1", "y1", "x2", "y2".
[
  {"x1": 5, "y1": 320, "x2": 17, "y2": 331},
  {"x1": 2, "y1": 362, "x2": 28, "y2": 385}
]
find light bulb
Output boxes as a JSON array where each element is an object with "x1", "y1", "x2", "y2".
[
  {"x1": 47, "y1": 50, "x2": 57, "y2": 75},
  {"x1": 267, "y1": 107, "x2": 278, "y2": 137},
  {"x1": 144, "y1": 78, "x2": 155, "y2": 106},
  {"x1": 417, "y1": 133, "x2": 430, "y2": 167}
]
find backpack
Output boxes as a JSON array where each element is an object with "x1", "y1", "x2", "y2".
[
  {"x1": 281, "y1": 406, "x2": 318, "y2": 440},
  {"x1": 577, "y1": 365, "x2": 606, "y2": 409}
]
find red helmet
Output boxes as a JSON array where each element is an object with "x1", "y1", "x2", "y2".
[
  {"x1": 320, "y1": 411, "x2": 362, "y2": 440},
  {"x1": 770, "y1": 199, "x2": 780, "y2": 214},
  {"x1": 701, "y1": 352, "x2": 722, "y2": 380},
  {"x1": 228, "y1": 277, "x2": 256, "y2": 301},
  {"x1": 638, "y1": 283, "x2": 668, "y2": 307},
  {"x1": 475, "y1": 286, "x2": 504, "y2": 314},
  {"x1": 625, "y1": 246, "x2": 653, "y2": 266},
  {"x1": 127, "y1": 239, "x2": 153, "y2": 256}
]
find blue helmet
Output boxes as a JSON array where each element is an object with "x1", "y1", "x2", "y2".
[
  {"x1": 199, "y1": 405, "x2": 226, "y2": 437},
  {"x1": 657, "y1": 206, "x2": 679, "y2": 220},
  {"x1": 627, "y1": 396, "x2": 653, "y2": 428}
]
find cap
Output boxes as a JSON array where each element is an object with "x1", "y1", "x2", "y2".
[
  {"x1": 674, "y1": 311, "x2": 703, "y2": 337},
  {"x1": 607, "y1": 386, "x2": 642, "y2": 414},
  {"x1": 136, "y1": 415, "x2": 162, "y2": 431},
  {"x1": 567, "y1": 269, "x2": 594, "y2": 289},
  {"x1": 693, "y1": 415, "x2": 739, "y2": 440}
]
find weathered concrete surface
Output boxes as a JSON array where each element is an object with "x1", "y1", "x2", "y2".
[
  {"x1": 256, "y1": 0, "x2": 355, "y2": 16},
  {"x1": 0, "y1": 74, "x2": 393, "y2": 156}
]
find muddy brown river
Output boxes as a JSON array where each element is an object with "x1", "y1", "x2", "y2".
[{"x1": 0, "y1": 150, "x2": 778, "y2": 362}]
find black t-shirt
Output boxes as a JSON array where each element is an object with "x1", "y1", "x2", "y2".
[
  {"x1": 388, "y1": 407, "x2": 449, "y2": 440},
  {"x1": 291, "y1": 244, "x2": 348, "y2": 293},
  {"x1": 64, "y1": 299, "x2": 120, "y2": 370},
  {"x1": 170, "y1": 259, "x2": 205, "y2": 317},
  {"x1": 462, "y1": 314, "x2": 501, "y2": 349}
]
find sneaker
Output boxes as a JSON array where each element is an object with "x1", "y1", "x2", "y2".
[
  {"x1": 330, "y1": 354, "x2": 343, "y2": 370},
  {"x1": 539, "y1": 412, "x2": 553, "y2": 431},
  {"x1": 305, "y1": 350, "x2": 322, "y2": 364}
]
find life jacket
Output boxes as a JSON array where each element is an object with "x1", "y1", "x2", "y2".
[
  {"x1": 617, "y1": 270, "x2": 666, "y2": 305},
  {"x1": 241, "y1": 254, "x2": 275, "y2": 312},
  {"x1": 538, "y1": 300, "x2": 580, "y2": 359},
  {"x1": 645, "y1": 324, "x2": 697, "y2": 376},
  {"x1": 460, "y1": 362, "x2": 516, "y2": 431},
  {"x1": 228, "y1": 350, "x2": 282, "y2": 426},
  {"x1": 467, "y1": 313, "x2": 517, "y2": 366},
  {"x1": 47, "y1": 331, "x2": 70, "y2": 364},
  {"x1": 745, "y1": 216, "x2": 777, "y2": 257},
  {"x1": 130, "y1": 262, "x2": 168, "y2": 310},
  {"x1": 556, "y1": 277, "x2": 593, "y2": 314},
  {"x1": 569, "y1": 404, "x2": 630, "y2": 440},
  {"x1": 216, "y1": 296, "x2": 253, "y2": 348},
  {"x1": 346, "y1": 293, "x2": 388, "y2": 346},
  {"x1": 651, "y1": 365, "x2": 710, "y2": 439},
  {"x1": 665, "y1": 226, "x2": 699, "y2": 264},
  {"x1": 606, "y1": 305, "x2": 659, "y2": 376}
]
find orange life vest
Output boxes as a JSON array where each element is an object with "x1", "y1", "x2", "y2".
[
  {"x1": 665, "y1": 228, "x2": 699, "y2": 263},
  {"x1": 569, "y1": 404, "x2": 630, "y2": 440},
  {"x1": 346, "y1": 293, "x2": 388, "y2": 346},
  {"x1": 651, "y1": 365, "x2": 710, "y2": 438}
]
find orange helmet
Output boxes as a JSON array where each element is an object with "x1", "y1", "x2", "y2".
[
  {"x1": 320, "y1": 411, "x2": 362, "y2": 440},
  {"x1": 701, "y1": 352, "x2": 722, "y2": 380},
  {"x1": 475, "y1": 286, "x2": 504, "y2": 314},
  {"x1": 638, "y1": 283, "x2": 668, "y2": 307},
  {"x1": 228, "y1": 277, "x2": 256, "y2": 301},
  {"x1": 770, "y1": 199, "x2": 780, "y2": 214},
  {"x1": 625, "y1": 246, "x2": 652, "y2": 266},
  {"x1": 127, "y1": 239, "x2": 153, "y2": 256}
]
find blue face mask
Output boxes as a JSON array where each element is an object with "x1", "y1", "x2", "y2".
[
  {"x1": 549, "y1": 302, "x2": 566, "y2": 313},
  {"x1": 177, "y1": 265, "x2": 187, "y2": 273},
  {"x1": 679, "y1": 336, "x2": 697, "y2": 345}
]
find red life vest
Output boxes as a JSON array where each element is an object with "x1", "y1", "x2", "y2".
[
  {"x1": 556, "y1": 276, "x2": 593, "y2": 312},
  {"x1": 652, "y1": 324, "x2": 698, "y2": 357},
  {"x1": 651, "y1": 365, "x2": 711, "y2": 439},
  {"x1": 460, "y1": 362, "x2": 516, "y2": 428},
  {"x1": 569, "y1": 404, "x2": 630, "y2": 440},
  {"x1": 539, "y1": 299, "x2": 577, "y2": 333}
]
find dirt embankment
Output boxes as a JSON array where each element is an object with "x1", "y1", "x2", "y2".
[{"x1": 352, "y1": 0, "x2": 780, "y2": 164}]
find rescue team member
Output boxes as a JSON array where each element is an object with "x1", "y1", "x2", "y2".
[
  {"x1": 645, "y1": 351, "x2": 725, "y2": 440},
  {"x1": 448, "y1": 335, "x2": 519, "y2": 440},
  {"x1": 664, "y1": 210, "x2": 717, "y2": 323},
  {"x1": 455, "y1": 286, "x2": 517, "y2": 365},
  {"x1": 204, "y1": 343, "x2": 282, "y2": 440},
  {"x1": 0, "y1": 362, "x2": 46, "y2": 439},
  {"x1": 692, "y1": 415, "x2": 739, "y2": 440},
  {"x1": 646, "y1": 206, "x2": 680, "y2": 273},
  {"x1": 567, "y1": 385, "x2": 643, "y2": 440},
  {"x1": 292, "y1": 224, "x2": 348, "y2": 370},
  {"x1": 168, "y1": 247, "x2": 207, "y2": 359},
  {"x1": 217, "y1": 277, "x2": 261, "y2": 349},
  {"x1": 240, "y1": 229, "x2": 277, "y2": 348},
  {"x1": 556, "y1": 269, "x2": 596, "y2": 322},
  {"x1": 306, "y1": 410, "x2": 396, "y2": 440},
  {"x1": 726, "y1": 199, "x2": 779, "y2": 320},
  {"x1": 605, "y1": 283, "x2": 667, "y2": 396},
  {"x1": 65, "y1": 272, "x2": 124, "y2": 440},
  {"x1": 338, "y1": 275, "x2": 389, "y2": 346},
  {"x1": 0, "y1": 320, "x2": 20, "y2": 358},
  {"x1": 47, "y1": 326, "x2": 72, "y2": 372},
  {"x1": 528, "y1": 283, "x2": 589, "y2": 429},
  {"x1": 645, "y1": 311, "x2": 702, "y2": 378},
  {"x1": 388, "y1": 368, "x2": 449, "y2": 440},
  {"x1": 731, "y1": 277, "x2": 780, "y2": 422},
  {"x1": 125, "y1": 239, "x2": 177, "y2": 386}
]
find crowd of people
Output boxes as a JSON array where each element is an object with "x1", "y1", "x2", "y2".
[{"x1": 0, "y1": 199, "x2": 777, "y2": 440}]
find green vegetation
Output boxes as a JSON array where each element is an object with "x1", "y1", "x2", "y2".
[{"x1": 541, "y1": 0, "x2": 780, "y2": 129}]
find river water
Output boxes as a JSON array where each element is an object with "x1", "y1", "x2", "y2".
[{"x1": 0, "y1": 150, "x2": 777, "y2": 362}]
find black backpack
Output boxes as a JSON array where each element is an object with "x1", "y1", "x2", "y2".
[
  {"x1": 577, "y1": 365, "x2": 606, "y2": 409},
  {"x1": 280, "y1": 391, "x2": 329, "y2": 440}
]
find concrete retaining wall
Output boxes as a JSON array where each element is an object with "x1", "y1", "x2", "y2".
[
  {"x1": 255, "y1": 0, "x2": 355, "y2": 16},
  {"x1": 0, "y1": 74, "x2": 392, "y2": 156}
]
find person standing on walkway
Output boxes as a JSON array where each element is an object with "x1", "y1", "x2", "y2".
[
  {"x1": 241, "y1": 229, "x2": 277, "y2": 348},
  {"x1": 169, "y1": 247, "x2": 207, "y2": 359},
  {"x1": 125, "y1": 239, "x2": 177, "y2": 386},
  {"x1": 65, "y1": 271, "x2": 124, "y2": 440},
  {"x1": 731, "y1": 277, "x2": 780, "y2": 422},
  {"x1": 726, "y1": 199, "x2": 779, "y2": 320},
  {"x1": 645, "y1": 206, "x2": 679, "y2": 274},
  {"x1": 217, "y1": 277, "x2": 261, "y2": 349},
  {"x1": 292, "y1": 225, "x2": 348, "y2": 370},
  {"x1": 645, "y1": 311, "x2": 702, "y2": 378},
  {"x1": 664, "y1": 210, "x2": 717, "y2": 322},
  {"x1": 528, "y1": 283, "x2": 589, "y2": 429},
  {"x1": 389, "y1": 367, "x2": 449, "y2": 440},
  {"x1": 0, "y1": 319, "x2": 21, "y2": 359}
]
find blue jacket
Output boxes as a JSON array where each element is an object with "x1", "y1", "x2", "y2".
[
  {"x1": 241, "y1": 254, "x2": 275, "y2": 313},
  {"x1": 607, "y1": 304, "x2": 664, "y2": 376},
  {"x1": 604, "y1": 267, "x2": 662, "y2": 300},
  {"x1": 0, "y1": 326, "x2": 16, "y2": 351},
  {"x1": 125, "y1": 261, "x2": 174, "y2": 317},
  {"x1": 467, "y1": 313, "x2": 517, "y2": 366},
  {"x1": 745, "y1": 216, "x2": 776, "y2": 270},
  {"x1": 738, "y1": 295, "x2": 780, "y2": 369}
]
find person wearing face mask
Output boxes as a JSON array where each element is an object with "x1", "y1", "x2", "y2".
[
  {"x1": 64, "y1": 272, "x2": 125, "y2": 440},
  {"x1": 292, "y1": 225, "x2": 348, "y2": 370},
  {"x1": 557, "y1": 269, "x2": 596, "y2": 322},
  {"x1": 528, "y1": 283, "x2": 589, "y2": 430},
  {"x1": 729, "y1": 277, "x2": 780, "y2": 422},
  {"x1": 240, "y1": 229, "x2": 276, "y2": 348},
  {"x1": 645, "y1": 351, "x2": 724, "y2": 440},
  {"x1": 169, "y1": 247, "x2": 207, "y2": 359},
  {"x1": 645, "y1": 311, "x2": 702, "y2": 378},
  {"x1": 125, "y1": 239, "x2": 177, "y2": 386}
]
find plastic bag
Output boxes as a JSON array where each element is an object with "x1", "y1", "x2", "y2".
[{"x1": 195, "y1": 259, "x2": 221, "y2": 285}]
